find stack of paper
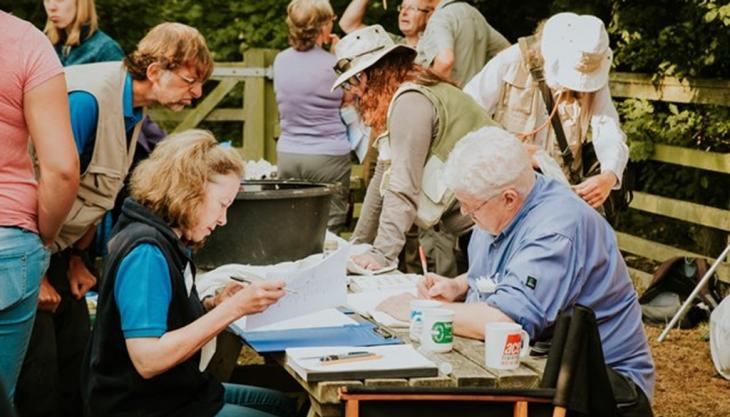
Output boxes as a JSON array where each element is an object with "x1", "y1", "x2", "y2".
[
  {"x1": 286, "y1": 344, "x2": 438, "y2": 382},
  {"x1": 348, "y1": 274, "x2": 421, "y2": 293}
]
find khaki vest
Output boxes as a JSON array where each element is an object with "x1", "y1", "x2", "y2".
[
  {"x1": 493, "y1": 57, "x2": 593, "y2": 177},
  {"x1": 380, "y1": 82, "x2": 497, "y2": 229},
  {"x1": 53, "y1": 62, "x2": 142, "y2": 252}
]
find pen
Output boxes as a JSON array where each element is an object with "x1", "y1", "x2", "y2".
[
  {"x1": 229, "y1": 275, "x2": 298, "y2": 294},
  {"x1": 418, "y1": 245, "x2": 428, "y2": 275},
  {"x1": 300, "y1": 351, "x2": 381, "y2": 364}
]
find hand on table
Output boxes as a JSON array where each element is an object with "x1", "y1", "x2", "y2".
[
  {"x1": 376, "y1": 292, "x2": 415, "y2": 322},
  {"x1": 351, "y1": 251, "x2": 389, "y2": 272}
]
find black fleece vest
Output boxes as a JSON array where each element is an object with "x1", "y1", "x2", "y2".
[{"x1": 81, "y1": 199, "x2": 223, "y2": 417}]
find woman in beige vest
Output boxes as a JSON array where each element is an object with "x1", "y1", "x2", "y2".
[{"x1": 332, "y1": 25, "x2": 495, "y2": 275}]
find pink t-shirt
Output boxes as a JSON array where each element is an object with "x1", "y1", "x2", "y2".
[{"x1": 0, "y1": 11, "x2": 63, "y2": 233}]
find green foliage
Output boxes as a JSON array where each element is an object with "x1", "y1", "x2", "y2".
[{"x1": 5, "y1": 0, "x2": 728, "y2": 255}]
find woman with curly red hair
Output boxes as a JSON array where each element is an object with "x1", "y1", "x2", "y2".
[{"x1": 332, "y1": 25, "x2": 497, "y2": 276}]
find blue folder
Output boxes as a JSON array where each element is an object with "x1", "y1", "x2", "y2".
[{"x1": 236, "y1": 322, "x2": 403, "y2": 353}]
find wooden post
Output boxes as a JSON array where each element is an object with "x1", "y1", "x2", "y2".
[
  {"x1": 242, "y1": 48, "x2": 279, "y2": 162},
  {"x1": 262, "y1": 49, "x2": 279, "y2": 164},
  {"x1": 243, "y1": 49, "x2": 266, "y2": 161}
]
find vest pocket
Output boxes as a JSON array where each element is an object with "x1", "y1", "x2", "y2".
[
  {"x1": 85, "y1": 166, "x2": 124, "y2": 205},
  {"x1": 496, "y1": 68, "x2": 535, "y2": 134}
]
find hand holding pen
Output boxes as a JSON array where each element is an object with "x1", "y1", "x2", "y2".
[
  {"x1": 230, "y1": 275, "x2": 297, "y2": 294},
  {"x1": 222, "y1": 276, "x2": 288, "y2": 316}
]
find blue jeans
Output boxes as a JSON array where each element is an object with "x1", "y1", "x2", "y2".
[
  {"x1": 0, "y1": 227, "x2": 49, "y2": 400},
  {"x1": 215, "y1": 383, "x2": 296, "y2": 417}
]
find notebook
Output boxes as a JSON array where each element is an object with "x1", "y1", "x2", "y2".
[{"x1": 286, "y1": 344, "x2": 438, "y2": 382}]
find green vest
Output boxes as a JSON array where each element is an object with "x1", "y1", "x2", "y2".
[
  {"x1": 382, "y1": 81, "x2": 497, "y2": 228},
  {"x1": 388, "y1": 82, "x2": 497, "y2": 163}
]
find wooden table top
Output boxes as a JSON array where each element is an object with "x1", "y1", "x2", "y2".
[{"x1": 266, "y1": 319, "x2": 546, "y2": 417}]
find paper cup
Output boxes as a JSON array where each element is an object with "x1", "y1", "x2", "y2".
[
  {"x1": 409, "y1": 300, "x2": 442, "y2": 342},
  {"x1": 420, "y1": 308, "x2": 454, "y2": 353},
  {"x1": 484, "y1": 322, "x2": 530, "y2": 370}
]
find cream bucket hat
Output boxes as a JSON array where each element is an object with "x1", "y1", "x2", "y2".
[
  {"x1": 541, "y1": 13, "x2": 613, "y2": 92},
  {"x1": 330, "y1": 25, "x2": 415, "y2": 92}
]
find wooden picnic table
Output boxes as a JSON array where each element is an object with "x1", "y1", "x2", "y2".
[{"x1": 264, "y1": 317, "x2": 547, "y2": 417}]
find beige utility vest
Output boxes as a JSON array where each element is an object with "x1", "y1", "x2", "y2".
[
  {"x1": 53, "y1": 62, "x2": 142, "y2": 252},
  {"x1": 379, "y1": 82, "x2": 497, "y2": 229},
  {"x1": 493, "y1": 59, "x2": 594, "y2": 177}
]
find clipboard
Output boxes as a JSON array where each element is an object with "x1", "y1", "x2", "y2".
[{"x1": 236, "y1": 322, "x2": 402, "y2": 353}]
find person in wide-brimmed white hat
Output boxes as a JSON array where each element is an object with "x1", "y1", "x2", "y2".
[
  {"x1": 334, "y1": 25, "x2": 498, "y2": 276},
  {"x1": 463, "y1": 12, "x2": 629, "y2": 211}
]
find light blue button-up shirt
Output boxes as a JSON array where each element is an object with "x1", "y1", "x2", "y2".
[{"x1": 466, "y1": 174, "x2": 655, "y2": 401}]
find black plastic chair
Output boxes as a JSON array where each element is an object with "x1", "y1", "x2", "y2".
[{"x1": 340, "y1": 305, "x2": 618, "y2": 417}]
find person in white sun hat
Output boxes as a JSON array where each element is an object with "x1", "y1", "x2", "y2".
[
  {"x1": 333, "y1": 25, "x2": 498, "y2": 276},
  {"x1": 463, "y1": 12, "x2": 629, "y2": 215}
]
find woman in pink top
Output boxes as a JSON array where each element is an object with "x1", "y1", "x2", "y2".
[{"x1": 0, "y1": 11, "x2": 79, "y2": 401}]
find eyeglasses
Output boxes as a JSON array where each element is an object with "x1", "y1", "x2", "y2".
[
  {"x1": 168, "y1": 69, "x2": 200, "y2": 88},
  {"x1": 461, "y1": 191, "x2": 503, "y2": 218},
  {"x1": 397, "y1": 4, "x2": 433, "y2": 13},
  {"x1": 333, "y1": 45, "x2": 386, "y2": 75},
  {"x1": 341, "y1": 74, "x2": 362, "y2": 91}
]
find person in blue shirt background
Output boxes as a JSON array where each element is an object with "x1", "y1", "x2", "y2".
[
  {"x1": 379, "y1": 126, "x2": 655, "y2": 416},
  {"x1": 15, "y1": 22, "x2": 213, "y2": 417},
  {"x1": 43, "y1": 0, "x2": 124, "y2": 66}
]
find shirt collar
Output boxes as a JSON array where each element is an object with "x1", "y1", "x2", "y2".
[
  {"x1": 123, "y1": 72, "x2": 143, "y2": 127},
  {"x1": 490, "y1": 174, "x2": 546, "y2": 242}
]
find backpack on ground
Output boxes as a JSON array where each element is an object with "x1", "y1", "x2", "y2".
[{"x1": 639, "y1": 257, "x2": 722, "y2": 328}]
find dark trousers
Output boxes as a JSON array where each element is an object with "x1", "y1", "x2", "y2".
[
  {"x1": 608, "y1": 367, "x2": 654, "y2": 417},
  {"x1": 15, "y1": 252, "x2": 90, "y2": 417}
]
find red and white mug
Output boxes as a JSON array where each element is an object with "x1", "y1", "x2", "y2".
[{"x1": 484, "y1": 322, "x2": 530, "y2": 370}]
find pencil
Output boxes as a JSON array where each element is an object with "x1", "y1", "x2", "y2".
[
  {"x1": 418, "y1": 245, "x2": 428, "y2": 275},
  {"x1": 229, "y1": 275, "x2": 298, "y2": 294}
]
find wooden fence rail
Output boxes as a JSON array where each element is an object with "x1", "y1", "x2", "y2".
[{"x1": 148, "y1": 49, "x2": 729, "y2": 286}]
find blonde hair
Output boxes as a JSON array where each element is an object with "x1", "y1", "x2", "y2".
[
  {"x1": 130, "y1": 129, "x2": 243, "y2": 236},
  {"x1": 286, "y1": 0, "x2": 334, "y2": 51},
  {"x1": 44, "y1": 0, "x2": 98, "y2": 50},
  {"x1": 124, "y1": 22, "x2": 214, "y2": 82}
]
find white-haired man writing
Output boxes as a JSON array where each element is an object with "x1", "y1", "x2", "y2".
[{"x1": 379, "y1": 126, "x2": 655, "y2": 416}]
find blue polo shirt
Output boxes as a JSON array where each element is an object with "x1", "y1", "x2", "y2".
[
  {"x1": 114, "y1": 243, "x2": 172, "y2": 338},
  {"x1": 465, "y1": 174, "x2": 655, "y2": 401},
  {"x1": 68, "y1": 72, "x2": 143, "y2": 172}
]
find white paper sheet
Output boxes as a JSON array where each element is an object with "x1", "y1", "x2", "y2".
[
  {"x1": 234, "y1": 308, "x2": 357, "y2": 333},
  {"x1": 244, "y1": 243, "x2": 349, "y2": 329}
]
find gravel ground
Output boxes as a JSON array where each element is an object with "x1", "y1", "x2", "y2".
[{"x1": 645, "y1": 324, "x2": 730, "y2": 417}]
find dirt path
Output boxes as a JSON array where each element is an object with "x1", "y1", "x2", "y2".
[{"x1": 645, "y1": 324, "x2": 730, "y2": 417}]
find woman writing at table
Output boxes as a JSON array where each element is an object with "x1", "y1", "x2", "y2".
[{"x1": 80, "y1": 129, "x2": 296, "y2": 417}]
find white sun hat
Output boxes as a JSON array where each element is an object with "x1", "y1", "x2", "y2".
[
  {"x1": 541, "y1": 14, "x2": 613, "y2": 92},
  {"x1": 330, "y1": 25, "x2": 416, "y2": 92}
]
